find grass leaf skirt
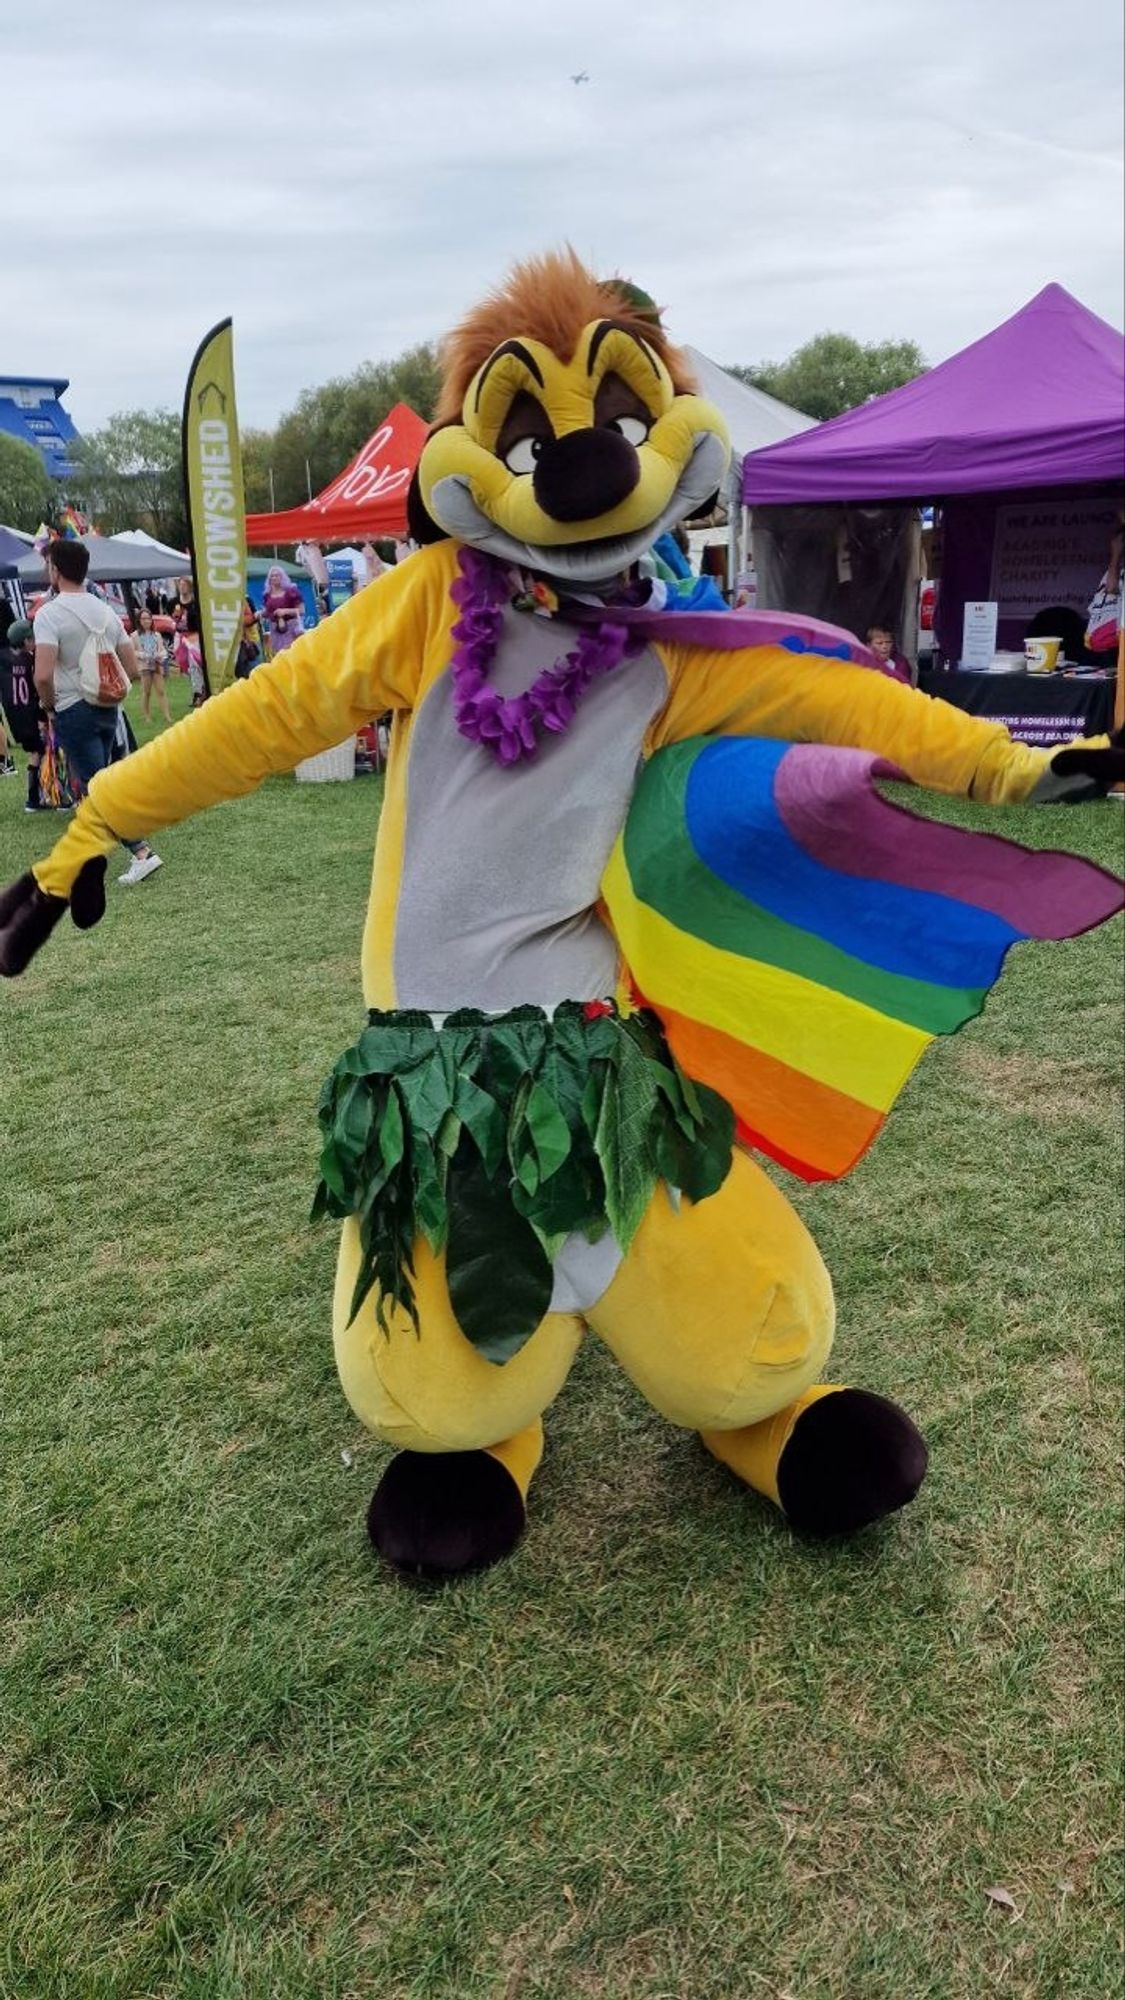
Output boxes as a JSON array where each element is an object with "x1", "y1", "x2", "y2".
[{"x1": 314, "y1": 1002, "x2": 733, "y2": 1363}]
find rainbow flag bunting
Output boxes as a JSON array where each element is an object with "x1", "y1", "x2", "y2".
[{"x1": 603, "y1": 737, "x2": 1124, "y2": 1182}]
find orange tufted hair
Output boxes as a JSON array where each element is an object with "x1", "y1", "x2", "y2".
[{"x1": 433, "y1": 247, "x2": 697, "y2": 425}]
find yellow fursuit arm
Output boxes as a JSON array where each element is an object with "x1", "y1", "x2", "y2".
[
  {"x1": 32, "y1": 552, "x2": 442, "y2": 900},
  {"x1": 652, "y1": 641, "x2": 1071, "y2": 805}
]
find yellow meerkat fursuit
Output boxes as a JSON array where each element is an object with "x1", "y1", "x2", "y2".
[{"x1": 3, "y1": 250, "x2": 1121, "y2": 1580}]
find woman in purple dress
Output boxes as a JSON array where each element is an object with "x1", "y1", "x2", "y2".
[{"x1": 262, "y1": 567, "x2": 305, "y2": 656}]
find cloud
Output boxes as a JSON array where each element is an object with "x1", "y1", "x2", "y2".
[{"x1": 6, "y1": 0, "x2": 1122, "y2": 434}]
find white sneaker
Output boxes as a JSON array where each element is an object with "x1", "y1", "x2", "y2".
[{"x1": 118, "y1": 853, "x2": 163, "y2": 886}]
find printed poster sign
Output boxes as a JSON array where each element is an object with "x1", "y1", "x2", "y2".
[
  {"x1": 989, "y1": 499, "x2": 1117, "y2": 622},
  {"x1": 961, "y1": 600, "x2": 998, "y2": 670}
]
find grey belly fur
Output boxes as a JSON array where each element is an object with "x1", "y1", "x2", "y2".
[{"x1": 394, "y1": 605, "x2": 669, "y2": 1012}]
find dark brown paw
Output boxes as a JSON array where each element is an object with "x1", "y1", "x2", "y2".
[
  {"x1": 367, "y1": 1448, "x2": 525, "y2": 1580},
  {"x1": 0, "y1": 856, "x2": 107, "y2": 977},
  {"x1": 0, "y1": 872, "x2": 66, "y2": 976},
  {"x1": 777, "y1": 1389, "x2": 928, "y2": 1537},
  {"x1": 70, "y1": 855, "x2": 107, "y2": 931}
]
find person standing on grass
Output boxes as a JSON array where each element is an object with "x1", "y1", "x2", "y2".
[
  {"x1": 172, "y1": 582, "x2": 207, "y2": 707},
  {"x1": 0, "y1": 619, "x2": 50, "y2": 810},
  {"x1": 32, "y1": 541, "x2": 163, "y2": 886},
  {"x1": 135, "y1": 608, "x2": 172, "y2": 725},
  {"x1": 0, "y1": 608, "x2": 16, "y2": 776},
  {"x1": 262, "y1": 565, "x2": 305, "y2": 656}
]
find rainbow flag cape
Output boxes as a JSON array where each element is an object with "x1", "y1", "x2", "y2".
[{"x1": 603, "y1": 737, "x2": 1124, "y2": 1182}]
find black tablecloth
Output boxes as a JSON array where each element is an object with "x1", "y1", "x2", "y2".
[{"x1": 918, "y1": 667, "x2": 1115, "y2": 748}]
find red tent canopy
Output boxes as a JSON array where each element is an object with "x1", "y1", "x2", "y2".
[{"x1": 244, "y1": 403, "x2": 428, "y2": 546}]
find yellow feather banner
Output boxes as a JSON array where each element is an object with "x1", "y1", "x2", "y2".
[{"x1": 181, "y1": 319, "x2": 246, "y2": 695}]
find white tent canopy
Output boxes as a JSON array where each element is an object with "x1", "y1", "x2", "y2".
[
  {"x1": 682, "y1": 349, "x2": 816, "y2": 467},
  {"x1": 17, "y1": 534, "x2": 192, "y2": 586},
  {"x1": 111, "y1": 528, "x2": 189, "y2": 563},
  {"x1": 680, "y1": 349, "x2": 815, "y2": 589}
]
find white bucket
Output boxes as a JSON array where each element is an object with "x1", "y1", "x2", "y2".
[{"x1": 1024, "y1": 636, "x2": 1062, "y2": 674}]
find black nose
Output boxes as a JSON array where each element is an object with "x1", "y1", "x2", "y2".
[{"x1": 532, "y1": 428, "x2": 640, "y2": 523}]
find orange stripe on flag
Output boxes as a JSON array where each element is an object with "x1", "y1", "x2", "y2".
[{"x1": 658, "y1": 1005, "x2": 885, "y2": 1180}]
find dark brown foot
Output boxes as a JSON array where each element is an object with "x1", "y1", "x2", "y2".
[
  {"x1": 777, "y1": 1389, "x2": 928, "y2": 1537},
  {"x1": 367, "y1": 1448, "x2": 526, "y2": 1581}
]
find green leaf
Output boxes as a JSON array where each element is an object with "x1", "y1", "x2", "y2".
[
  {"x1": 676, "y1": 1064, "x2": 703, "y2": 1124},
  {"x1": 346, "y1": 1024, "x2": 421, "y2": 1074},
  {"x1": 580, "y1": 1071, "x2": 603, "y2": 1140},
  {"x1": 581, "y1": 1010, "x2": 620, "y2": 1064},
  {"x1": 677, "y1": 1083, "x2": 735, "y2": 1201},
  {"x1": 654, "y1": 1083, "x2": 735, "y2": 1203},
  {"x1": 511, "y1": 1148, "x2": 603, "y2": 1241},
  {"x1": 514, "y1": 1143, "x2": 540, "y2": 1197},
  {"x1": 411, "y1": 1142, "x2": 449, "y2": 1253},
  {"x1": 645, "y1": 1057, "x2": 699, "y2": 1140},
  {"x1": 396, "y1": 1055, "x2": 454, "y2": 1140},
  {"x1": 446, "y1": 1150, "x2": 553, "y2": 1363},
  {"x1": 335, "y1": 1076, "x2": 375, "y2": 1169},
  {"x1": 315, "y1": 1138, "x2": 349, "y2": 1205},
  {"x1": 506, "y1": 1070, "x2": 536, "y2": 1193},
  {"x1": 377, "y1": 1086, "x2": 405, "y2": 1174},
  {"x1": 594, "y1": 1030, "x2": 659, "y2": 1250},
  {"x1": 453, "y1": 1074, "x2": 505, "y2": 1178},
  {"x1": 436, "y1": 1109, "x2": 462, "y2": 1159},
  {"x1": 487, "y1": 1017, "x2": 547, "y2": 1099},
  {"x1": 438, "y1": 1029, "x2": 475, "y2": 1102},
  {"x1": 653, "y1": 1116, "x2": 694, "y2": 1198},
  {"x1": 523, "y1": 1081, "x2": 573, "y2": 1184}
]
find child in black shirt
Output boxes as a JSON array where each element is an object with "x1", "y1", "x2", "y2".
[{"x1": 0, "y1": 620, "x2": 48, "y2": 810}]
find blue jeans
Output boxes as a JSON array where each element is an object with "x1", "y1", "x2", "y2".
[{"x1": 53, "y1": 702, "x2": 144, "y2": 855}]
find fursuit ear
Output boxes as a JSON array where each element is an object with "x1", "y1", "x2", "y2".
[{"x1": 407, "y1": 421, "x2": 457, "y2": 545}]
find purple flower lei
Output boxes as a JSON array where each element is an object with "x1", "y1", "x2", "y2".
[{"x1": 449, "y1": 546, "x2": 641, "y2": 767}]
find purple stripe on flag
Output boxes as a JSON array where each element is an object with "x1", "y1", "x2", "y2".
[
  {"x1": 773, "y1": 743, "x2": 1125, "y2": 941},
  {"x1": 567, "y1": 601, "x2": 886, "y2": 669}
]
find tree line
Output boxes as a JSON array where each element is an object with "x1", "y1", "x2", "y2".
[{"x1": 0, "y1": 333, "x2": 925, "y2": 542}]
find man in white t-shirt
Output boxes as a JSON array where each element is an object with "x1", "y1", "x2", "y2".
[{"x1": 33, "y1": 540, "x2": 163, "y2": 885}]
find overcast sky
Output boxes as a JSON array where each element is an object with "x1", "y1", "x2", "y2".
[{"x1": 6, "y1": 0, "x2": 1123, "y2": 434}]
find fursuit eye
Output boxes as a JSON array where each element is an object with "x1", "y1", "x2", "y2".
[
  {"x1": 609, "y1": 414, "x2": 650, "y2": 446},
  {"x1": 503, "y1": 436, "x2": 544, "y2": 474}
]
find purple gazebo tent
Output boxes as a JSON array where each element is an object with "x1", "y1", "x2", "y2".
[
  {"x1": 742, "y1": 284, "x2": 1123, "y2": 504},
  {"x1": 740, "y1": 285, "x2": 1125, "y2": 665}
]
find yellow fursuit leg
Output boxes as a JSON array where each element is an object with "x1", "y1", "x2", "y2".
[
  {"x1": 590, "y1": 1149, "x2": 927, "y2": 1536},
  {"x1": 333, "y1": 1219, "x2": 583, "y2": 1456},
  {"x1": 589, "y1": 1147, "x2": 835, "y2": 1434},
  {"x1": 709, "y1": 1377, "x2": 929, "y2": 1536},
  {"x1": 702, "y1": 1383, "x2": 842, "y2": 1507},
  {"x1": 485, "y1": 1421, "x2": 545, "y2": 1503},
  {"x1": 333, "y1": 1219, "x2": 582, "y2": 1577}
]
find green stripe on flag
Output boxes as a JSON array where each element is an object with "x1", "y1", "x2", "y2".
[{"x1": 622, "y1": 746, "x2": 984, "y2": 1037}]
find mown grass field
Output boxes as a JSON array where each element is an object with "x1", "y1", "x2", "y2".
[{"x1": 1, "y1": 674, "x2": 1122, "y2": 1999}]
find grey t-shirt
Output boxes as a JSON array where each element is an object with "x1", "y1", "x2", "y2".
[{"x1": 33, "y1": 592, "x2": 127, "y2": 713}]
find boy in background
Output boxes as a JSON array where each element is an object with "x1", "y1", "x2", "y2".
[{"x1": 866, "y1": 623, "x2": 912, "y2": 684}]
